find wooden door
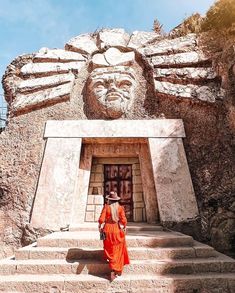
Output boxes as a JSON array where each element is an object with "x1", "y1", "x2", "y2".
[{"x1": 104, "y1": 164, "x2": 133, "y2": 221}]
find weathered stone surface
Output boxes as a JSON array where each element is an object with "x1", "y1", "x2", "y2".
[
  {"x1": 18, "y1": 73, "x2": 75, "y2": 93},
  {"x1": 92, "y1": 48, "x2": 135, "y2": 67},
  {"x1": 151, "y1": 51, "x2": 209, "y2": 67},
  {"x1": 12, "y1": 82, "x2": 74, "y2": 112},
  {"x1": 154, "y1": 67, "x2": 217, "y2": 81},
  {"x1": 128, "y1": 31, "x2": 161, "y2": 49},
  {"x1": 30, "y1": 138, "x2": 82, "y2": 230},
  {"x1": 65, "y1": 33, "x2": 98, "y2": 54},
  {"x1": 148, "y1": 138, "x2": 199, "y2": 222},
  {"x1": 140, "y1": 33, "x2": 197, "y2": 56},
  {"x1": 20, "y1": 61, "x2": 84, "y2": 76},
  {"x1": 34, "y1": 48, "x2": 86, "y2": 62},
  {"x1": 154, "y1": 80, "x2": 218, "y2": 102},
  {"x1": 44, "y1": 120, "x2": 185, "y2": 138},
  {"x1": 98, "y1": 28, "x2": 130, "y2": 49}
]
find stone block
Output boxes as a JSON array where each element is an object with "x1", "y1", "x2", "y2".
[
  {"x1": 133, "y1": 184, "x2": 143, "y2": 193},
  {"x1": 134, "y1": 202, "x2": 145, "y2": 208},
  {"x1": 155, "y1": 67, "x2": 217, "y2": 81},
  {"x1": 21, "y1": 61, "x2": 84, "y2": 76},
  {"x1": 18, "y1": 73, "x2": 75, "y2": 93},
  {"x1": 95, "y1": 164, "x2": 103, "y2": 173},
  {"x1": 13, "y1": 82, "x2": 74, "y2": 112},
  {"x1": 95, "y1": 205, "x2": 103, "y2": 215},
  {"x1": 94, "y1": 195, "x2": 104, "y2": 205},
  {"x1": 149, "y1": 137, "x2": 199, "y2": 222},
  {"x1": 128, "y1": 31, "x2": 160, "y2": 49},
  {"x1": 94, "y1": 173, "x2": 103, "y2": 183},
  {"x1": 44, "y1": 120, "x2": 186, "y2": 139},
  {"x1": 85, "y1": 211, "x2": 95, "y2": 222},
  {"x1": 34, "y1": 48, "x2": 86, "y2": 62},
  {"x1": 65, "y1": 33, "x2": 98, "y2": 54},
  {"x1": 30, "y1": 138, "x2": 82, "y2": 230},
  {"x1": 151, "y1": 51, "x2": 208, "y2": 67},
  {"x1": 139, "y1": 33, "x2": 197, "y2": 56},
  {"x1": 133, "y1": 192, "x2": 143, "y2": 202},
  {"x1": 132, "y1": 164, "x2": 140, "y2": 170},
  {"x1": 134, "y1": 208, "x2": 143, "y2": 222},
  {"x1": 94, "y1": 213, "x2": 100, "y2": 222},
  {"x1": 98, "y1": 29, "x2": 130, "y2": 49},
  {"x1": 133, "y1": 175, "x2": 142, "y2": 184},
  {"x1": 133, "y1": 169, "x2": 141, "y2": 176},
  {"x1": 86, "y1": 205, "x2": 95, "y2": 211},
  {"x1": 87, "y1": 195, "x2": 94, "y2": 205},
  {"x1": 89, "y1": 182, "x2": 103, "y2": 188}
]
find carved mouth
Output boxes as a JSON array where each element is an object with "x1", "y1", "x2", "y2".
[{"x1": 106, "y1": 92, "x2": 122, "y2": 101}]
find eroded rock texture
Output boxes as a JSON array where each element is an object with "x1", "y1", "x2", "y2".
[{"x1": 0, "y1": 28, "x2": 234, "y2": 258}]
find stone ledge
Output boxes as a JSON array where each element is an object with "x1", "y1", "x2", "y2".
[{"x1": 44, "y1": 119, "x2": 185, "y2": 138}]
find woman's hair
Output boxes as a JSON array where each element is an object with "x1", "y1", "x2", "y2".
[{"x1": 109, "y1": 201, "x2": 120, "y2": 222}]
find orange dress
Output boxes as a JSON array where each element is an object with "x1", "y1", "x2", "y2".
[{"x1": 98, "y1": 204, "x2": 130, "y2": 272}]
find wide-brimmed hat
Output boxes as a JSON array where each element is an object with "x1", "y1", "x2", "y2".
[{"x1": 105, "y1": 191, "x2": 121, "y2": 201}]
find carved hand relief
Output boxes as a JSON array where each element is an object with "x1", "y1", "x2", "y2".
[{"x1": 87, "y1": 67, "x2": 136, "y2": 119}]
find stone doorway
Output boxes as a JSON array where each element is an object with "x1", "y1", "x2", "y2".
[
  {"x1": 85, "y1": 157, "x2": 146, "y2": 223},
  {"x1": 104, "y1": 164, "x2": 133, "y2": 221},
  {"x1": 30, "y1": 119, "x2": 199, "y2": 230}
]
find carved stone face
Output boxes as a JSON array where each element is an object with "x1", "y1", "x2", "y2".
[{"x1": 87, "y1": 67, "x2": 136, "y2": 119}]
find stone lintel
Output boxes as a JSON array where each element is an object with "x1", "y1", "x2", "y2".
[{"x1": 44, "y1": 120, "x2": 185, "y2": 138}]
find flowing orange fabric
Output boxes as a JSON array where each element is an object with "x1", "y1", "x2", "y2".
[{"x1": 98, "y1": 204, "x2": 130, "y2": 272}]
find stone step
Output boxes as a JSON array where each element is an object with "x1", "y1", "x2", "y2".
[
  {"x1": 37, "y1": 230, "x2": 194, "y2": 248},
  {"x1": 15, "y1": 243, "x2": 216, "y2": 261},
  {"x1": 69, "y1": 222, "x2": 164, "y2": 232},
  {"x1": 0, "y1": 273, "x2": 234, "y2": 293},
  {"x1": 1, "y1": 255, "x2": 234, "y2": 276}
]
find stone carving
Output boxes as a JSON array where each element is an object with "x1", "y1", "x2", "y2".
[
  {"x1": 2, "y1": 29, "x2": 223, "y2": 117},
  {"x1": 84, "y1": 48, "x2": 137, "y2": 119},
  {"x1": 86, "y1": 66, "x2": 136, "y2": 119}
]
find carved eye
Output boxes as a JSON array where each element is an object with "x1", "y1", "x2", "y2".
[
  {"x1": 119, "y1": 80, "x2": 132, "y2": 92},
  {"x1": 94, "y1": 81, "x2": 105, "y2": 89}
]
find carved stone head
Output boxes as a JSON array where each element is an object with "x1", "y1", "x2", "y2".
[
  {"x1": 85, "y1": 48, "x2": 137, "y2": 119},
  {"x1": 87, "y1": 66, "x2": 136, "y2": 119}
]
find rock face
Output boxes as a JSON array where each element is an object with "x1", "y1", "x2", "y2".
[{"x1": 0, "y1": 28, "x2": 235, "y2": 259}]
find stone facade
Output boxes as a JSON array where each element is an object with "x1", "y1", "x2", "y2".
[{"x1": 0, "y1": 27, "x2": 234, "y2": 258}]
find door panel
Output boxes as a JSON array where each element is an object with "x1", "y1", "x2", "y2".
[{"x1": 104, "y1": 164, "x2": 133, "y2": 221}]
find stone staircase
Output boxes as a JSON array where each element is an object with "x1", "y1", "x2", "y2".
[{"x1": 0, "y1": 223, "x2": 234, "y2": 293}]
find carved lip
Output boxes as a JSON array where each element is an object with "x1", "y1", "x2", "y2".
[{"x1": 106, "y1": 93, "x2": 122, "y2": 101}]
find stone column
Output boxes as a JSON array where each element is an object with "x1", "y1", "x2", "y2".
[
  {"x1": 148, "y1": 138, "x2": 199, "y2": 223},
  {"x1": 30, "y1": 138, "x2": 82, "y2": 230},
  {"x1": 70, "y1": 145, "x2": 93, "y2": 227},
  {"x1": 139, "y1": 144, "x2": 159, "y2": 223}
]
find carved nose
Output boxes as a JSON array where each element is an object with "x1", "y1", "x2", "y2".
[{"x1": 108, "y1": 83, "x2": 117, "y2": 91}]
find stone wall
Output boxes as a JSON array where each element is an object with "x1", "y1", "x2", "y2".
[{"x1": 85, "y1": 157, "x2": 146, "y2": 222}]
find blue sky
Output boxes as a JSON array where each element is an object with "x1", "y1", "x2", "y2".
[{"x1": 0, "y1": 0, "x2": 215, "y2": 103}]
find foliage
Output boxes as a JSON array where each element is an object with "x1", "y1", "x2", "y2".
[
  {"x1": 153, "y1": 19, "x2": 163, "y2": 34},
  {"x1": 202, "y1": 0, "x2": 235, "y2": 31},
  {"x1": 169, "y1": 13, "x2": 203, "y2": 38}
]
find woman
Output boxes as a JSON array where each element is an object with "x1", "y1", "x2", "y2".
[{"x1": 98, "y1": 191, "x2": 130, "y2": 281}]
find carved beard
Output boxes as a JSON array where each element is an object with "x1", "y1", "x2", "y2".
[{"x1": 96, "y1": 88, "x2": 132, "y2": 118}]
